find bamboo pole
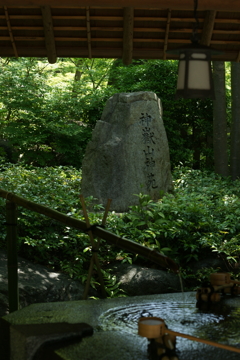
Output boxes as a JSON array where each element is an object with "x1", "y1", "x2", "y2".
[
  {"x1": 82, "y1": 256, "x2": 95, "y2": 300},
  {"x1": 6, "y1": 201, "x2": 19, "y2": 313},
  {"x1": 80, "y1": 195, "x2": 110, "y2": 299},
  {"x1": 166, "y1": 328, "x2": 240, "y2": 354},
  {"x1": 93, "y1": 226, "x2": 179, "y2": 273},
  {"x1": 101, "y1": 199, "x2": 112, "y2": 226},
  {"x1": 0, "y1": 189, "x2": 179, "y2": 272}
]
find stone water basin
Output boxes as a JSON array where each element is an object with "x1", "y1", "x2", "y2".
[{"x1": 1, "y1": 292, "x2": 240, "y2": 360}]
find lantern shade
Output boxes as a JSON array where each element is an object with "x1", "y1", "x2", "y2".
[{"x1": 167, "y1": 44, "x2": 219, "y2": 99}]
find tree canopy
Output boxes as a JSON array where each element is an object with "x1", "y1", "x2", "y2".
[
  {"x1": 1, "y1": 57, "x2": 240, "y2": 294},
  {"x1": 0, "y1": 57, "x2": 217, "y2": 170}
]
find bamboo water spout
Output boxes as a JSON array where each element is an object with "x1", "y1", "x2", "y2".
[
  {"x1": 196, "y1": 272, "x2": 240, "y2": 304},
  {"x1": 210, "y1": 272, "x2": 240, "y2": 286}
]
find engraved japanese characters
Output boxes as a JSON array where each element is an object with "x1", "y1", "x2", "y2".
[{"x1": 81, "y1": 92, "x2": 173, "y2": 212}]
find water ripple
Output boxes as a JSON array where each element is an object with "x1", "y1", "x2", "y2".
[
  {"x1": 99, "y1": 301, "x2": 225, "y2": 335},
  {"x1": 98, "y1": 299, "x2": 240, "y2": 360}
]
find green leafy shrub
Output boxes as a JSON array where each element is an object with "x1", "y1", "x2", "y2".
[
  {"x1": 1, "y1": 163, "x2": 240, "y2": 293},
  {"x1": 0, "y1": 164, "x2": 122, "y2": 296},
  {"x1": 0, "y1": 58, "x2": 109, "y2": 168},
  {"x1": 108, "y1": 167, "x2": 240, "y2": 282},
  {"x1": 0, "y1": 165, "x2": 88, "y2": 268}
]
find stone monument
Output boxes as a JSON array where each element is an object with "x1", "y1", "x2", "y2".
[{"x1": 81, "y1": 91, "x2": 173, "y2": 212}]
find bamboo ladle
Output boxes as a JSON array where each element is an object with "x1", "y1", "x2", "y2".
[{"x1": 138, "y1": 317, "x2": 240, "y2": 354}]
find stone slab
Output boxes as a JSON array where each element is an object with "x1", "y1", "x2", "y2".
[
  {"x1": 10, "y1": 322, "x2": 93, "y2": 360},
  {"x1": 1, "y1": 292, "x2": 240, "y2": 360}
]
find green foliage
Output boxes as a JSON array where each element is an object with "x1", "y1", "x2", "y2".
[
  {"x1": 101, "y1": 269, "x2": 126, "y2": 298},
  {"x1": 1, "y1": 163, "x2": 240, "y2": 293},
  {"x1": 0, "y1": 57, "x2": 113, "y2": 167},
  {"x1": 0, "y1": 163, "x2": 124, "y2": 296},
  {"x1": 0, "y1": 57, "x2": 216, "y2": 170},
  {"x1": 108, "y1": 167, "x2": 240, "y2": 283},
  {"x1": 0, "y1": 164, "x2": 84, "y2": 263}
]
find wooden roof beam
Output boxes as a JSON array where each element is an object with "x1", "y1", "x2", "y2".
[
  {"x1": 163, "y1": 9, "x2": 171, "y2": 59},
  {"x1": 86, "y1": 7, "x2": 92, "y2": 59},
  {"x1": 122, "y1": 7, "x2": 134, "y2": 65},
  {"x1": 200, "y1": 10, "x2": 216, "y2": 46},
  {"x1": 4, "y1": 6, "x2": 18, "y2": 57},
  {"x1": 0, "y1": 1, "x2": 240, "y2": 12},
  {"x1": 40, "y1": 5, "x2": 57, "y2": 64}
]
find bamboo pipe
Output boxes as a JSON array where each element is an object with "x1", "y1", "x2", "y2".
[
  {"x1": 138, "y1": 317, "x2": 240, "y2": 354},
  {"x1": 231, "y1": 280, "x2": 240, "y2": 285},
  {"x1": 93, "y1": 227, "x2": 179, "y2": 273},
  {"x1": 82, "y1": 256, "x2": 95, "y2": 300},
  {"x1": 101, "y1": 199, "x2": 112, "y2": 228},
  {"x1": 0, "y1": 189, "x2": 179, "y2": 273},
  {"x1": 196, "y1": 292, "x2": 221, "y2": 302},
  {"x1": 80, "y1": 194, "x2": 107, "y2": 299},
  {"x1": 167, "y1": 329, "x2": 240, "y2": 354},
  {"x1": 210, "y1": 273, "x2": 240, "y2": 286},
  {"x1": 198, "y1": 283, "x2": 234, "y2": 294}
]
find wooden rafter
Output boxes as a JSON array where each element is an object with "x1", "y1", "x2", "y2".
[
  {"x1": 1, "y1": 14, "x2": 240, "y2": 24},
  {"x1": 0, "y1": 4, "x2": 240, "y2": 62},
  {"x1": 122, "y1": 7, "x2": 134, "y2": 65},
  {"x1": 40, "y1": 5, "x2": 57, "y2": 64},
  {"x1": 0, "y1": 1, "x2": 240, "y2": 12},
  {"x1": 200, "y1": 10, "x2": 216, "y2": 46},
  {"x1": 4, "y1": 6, "x2": 18, "y2": 57},
  {"x1": 163, "y1": 9, "x2": 171, "y2": 60},
  {"x1": 86, "y1": 7, "x2": 92, "y2": 59},
  {"x1": 5, "y1": 26, "x2": 240, "y2": 35}
]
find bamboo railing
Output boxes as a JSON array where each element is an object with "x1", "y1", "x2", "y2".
[{"x1": 0, "y1": 188, "x2": 179, "y2": 313}]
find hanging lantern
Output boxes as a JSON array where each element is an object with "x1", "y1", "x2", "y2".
[
  {"x1": 167, "y1": 0, "x2": 219, "y2": 100},
  {"x1": 175, "y1": 45, "x2": 215, "y2": 99}
]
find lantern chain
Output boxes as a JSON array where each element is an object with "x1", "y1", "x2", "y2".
[{"x1": 192, "y1": 0, "x2": 199, "y2": 44}]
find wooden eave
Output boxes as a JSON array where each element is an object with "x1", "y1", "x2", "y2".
[
  {"x1": 1, "y1": 1, "x2": 240, "y2": 11},
  {"x1": 0, "y1": 2, "x2": 240, "y2": 63}
]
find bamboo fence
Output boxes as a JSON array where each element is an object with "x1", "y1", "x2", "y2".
[{"x1": 0, "y1": 189, "x2": 179, "y2": 312}]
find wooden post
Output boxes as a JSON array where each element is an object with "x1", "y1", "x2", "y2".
[{"x1": 6, "y1": 201, "x2": 19, "y2": 313}]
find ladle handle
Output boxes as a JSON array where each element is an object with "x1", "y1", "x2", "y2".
[
  {"x1": 231, "y1": 280, "x2": 240, "y2": 285},
  {"x1": 166, "y1": 329, "x2": 240, "y2": 354}
]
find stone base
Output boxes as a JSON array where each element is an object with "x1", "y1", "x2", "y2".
[{"x1": 1, "y1": 293, "x2": 240, "y2": 360}]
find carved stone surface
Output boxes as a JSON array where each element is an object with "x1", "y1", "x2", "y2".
[{"x1": 81, "y1": 91, "x2": 173, "y2": 212}]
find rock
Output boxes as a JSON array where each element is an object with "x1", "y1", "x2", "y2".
[
  {"x1": 0, "y1": 251, "x2": 97, "y2": 318},
  {"x1": 110, "y1": 263, "x2": 183, "y2": 296},
  {"x1": 0, "y1": 250, "x2": 182, "y2": 319},
  {"x1": 189, "y1": 256, "x2": 229, "y2": 273},
  {"x1": 82, "y1": 91, "x2": 173, "y2": 212}
]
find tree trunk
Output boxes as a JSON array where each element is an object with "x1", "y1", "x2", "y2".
[
  {"x1": 192, "y1": 122, "x2": 201, "y2": 169},
  {"x1": 72, "y1": 59, "x2": 83, "y2": 97},
  {"x1": 230, "y1": 62, "x2": 240, "y2": 180},
  {"x1": 213, "y1": 61, "x2": 229, "y2": 176}
]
